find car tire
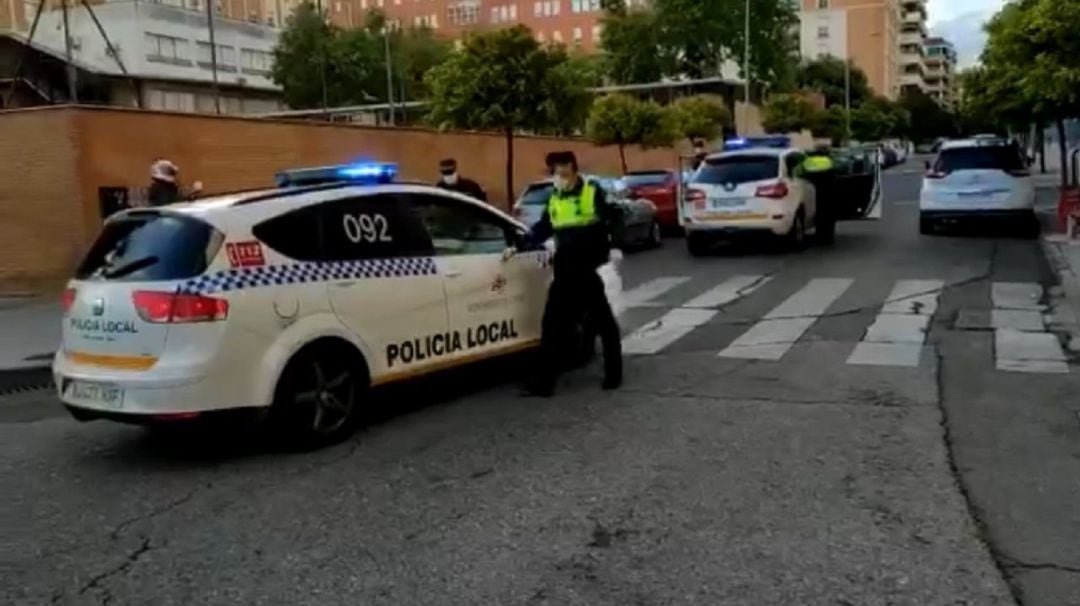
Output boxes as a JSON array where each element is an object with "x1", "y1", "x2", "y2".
[
  {"x1": 648, "y1": 221, "x2": 663, "y2": 248},
  {"x1": 686, "y1": 233, "x2": 710, "y2": 257},
  {"x1": 919, "y1": 214, "x2": 934, "y2": 235},
  {"x1": 1022, "y1": 212, "x2": 1041, "y2": 239},
  {"x1": 269, "y1": 340, "x2": 368, "y2": 450},
  {"x1": 785, "y1": 209, "x2": 806, "y2": 252}
]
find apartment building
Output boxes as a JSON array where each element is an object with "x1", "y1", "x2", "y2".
[
  {"x1": 339, "y1": 0, "x2": 651, "y2": 50},
  {"x1": 798, "y1": 0, "x2": 901, "y2": 100},
  {"x1": 897, "y1": 0, "x2": 927, "y2": 96},
  {"x1": 1, "y1": 0, "x2": 306, "y2": 32},
  {"x1": 1, "y1": 0, "x2": 282, "y2": 112},
  {"x1": 923, "y1": 36, "x2": 956, "y2": 107}
]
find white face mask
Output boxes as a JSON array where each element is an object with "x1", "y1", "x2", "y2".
[
  {"x1": 553, "y1": 176, "x2": 571, "y2": 190},
  {"x1": 442, "y1": 172, "x2": 458, "y2": 185}
]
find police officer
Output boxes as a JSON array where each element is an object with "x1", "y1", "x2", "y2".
[
  {"x1": 147, "y1": 159, "x2": 181, "y2": 207},
  {"x1": 509, "y1": 151, "x2": 622, "y2": 397},
  {"x1": 799, "y1": 146, "x2": 837, "y2": 244}
]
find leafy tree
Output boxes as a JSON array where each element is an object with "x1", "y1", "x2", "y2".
[
  {"x1": 541, "y1": 50, "x2": 599, "y2": 136},
  {"x1": 726, "y1": 0, "x2": 801, "y2": 90},
  {"x1": 810, "y1": 105, "x2": 850, "y2": 145},
  {"x1": 897, "y1": 89, "x2": 956, "y2": 143},
  {"x1": 762, "y1": 93, "x2": 820, "y2": 134},
  {"x1": 585, "y1": 94, "x2": 676, "y2": 173},
  {"x1": 425, "y1": 26, "x2": 583, "y2": 204},
  {"x1": 979, "y1": 0, "x2": 1080, "y2": 184},
  {"x1": 272, "y1": 3, "x2": 381, "y2": 108},
  {"x1": 394, "y1": 26, "x2": 453, "y2": 102},
  {"x1": 850, "y1": 98, "x2": 896, "y2": 142},
  {"x1": 795, "y1": 56, "x2": 872, "y2": 108},
  {"x1": 668, "y1": 95, "x2": 732, "y2": 144},
  {"x1": 598, "y1": 3, "x2": 669, "y2": 84}
]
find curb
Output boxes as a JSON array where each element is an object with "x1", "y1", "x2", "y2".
[
  {"x1": 1041, "y1": 236, "x2": 1080, "y2": 353},
  {"x1": 0, "y1": 365, "x2": 52, "y2": 396}
]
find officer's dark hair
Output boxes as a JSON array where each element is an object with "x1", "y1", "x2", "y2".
[
  {"x1": 439, "y1": 158, "x2": 457, "y2": 169},
  {"x1": 546, "y1": 151, "x2": 579, "y2": 172}
]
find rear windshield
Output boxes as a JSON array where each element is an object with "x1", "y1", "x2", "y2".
[
  {"x1": 935, "y1": 145, "x2": 1024, "y2": 172},
  {"x1": 519, "y1": 183, "x2": 554, "y2": 206},
  {"x1": 692, "y1": 156, "x2": 779, "y2": 185},
  {"x1": 76, "y1": 212, "x2": 223, "y2": 281},
  {"x1": 622, "y1": 172, "x2": 672, "y2": 186}
]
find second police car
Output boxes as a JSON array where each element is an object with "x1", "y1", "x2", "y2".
[{"x1": 54, "y1": 163, "x2": 557, "y2": 446}]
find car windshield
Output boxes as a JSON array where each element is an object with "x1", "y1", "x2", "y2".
[
  {"x1": 519, "y1": 183, "x2": 554, "y2": 206},
  {"x1": 622, "y1": 172, "x2": 671, "y2": 186},
  {"x1": 935, "y1": 145, "x2": 1024, "y2": 172},
  {"x1": 693, "y1": 155, "x2": 779, "y2": 185},
  {"x1": 75, "y1": 212, "x2": 223, "y2": 281}
]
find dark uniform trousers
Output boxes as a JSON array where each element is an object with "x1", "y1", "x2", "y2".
[{"x1": 536, "y1": 260, "x2": 622, "y2": 387}]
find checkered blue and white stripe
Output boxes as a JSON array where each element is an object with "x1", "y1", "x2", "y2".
[{"x1": 180, "y1": 257, "x2": 439, "y2": 295}]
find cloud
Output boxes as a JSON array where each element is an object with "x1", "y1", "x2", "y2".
[{"x1": 931, "y1": 10, "x2": 992, "y2": 68}]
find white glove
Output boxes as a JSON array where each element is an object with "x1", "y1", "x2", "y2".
[{"x1": 501, "y1": 247, "x2": 517, "y2": 262}]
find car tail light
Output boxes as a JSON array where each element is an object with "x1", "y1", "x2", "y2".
[
  {"x1": 133, "y1": 291, "x2": 229, "y2": 323},
  {"x1": 687, "y1": 188, "x2": 707, "y2": 210},
  {"x1": 61, "y1": 288, "x2": 76, "y2": 314},
  {"x1": 755, "y1": 181, "x2": 789, "y2": 199}
]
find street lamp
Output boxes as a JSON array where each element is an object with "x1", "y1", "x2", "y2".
[{"x1": 744, "y1": 0, "x2": 750, "y2": 104}]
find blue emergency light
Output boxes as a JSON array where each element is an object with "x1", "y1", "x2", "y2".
[
  {"x1": 723, "y1": 135, "x2": 791, "y2": 151},
  {"x1": 275, "y1": 161, "x2": 398, "y2": 187}
]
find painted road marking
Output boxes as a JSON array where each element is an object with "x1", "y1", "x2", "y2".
[
  {"x1": 719, "y1": 278, "x2": 853, "y2": 360},
  {"x1": 622, "y1": 275, "x2": 768, "y2": 355},
  {"x1": 991, "y1": 282, "x2": 1068, "y2": 374},
  {"x1": 848, "y1": 280, "x2": 943, "y2": 367},
  {"x1": 683, "y1": 275, "x2": 772, "y2": 309},
  {"x1": 623, "y1": 276, "x2": 691, "y2": 308}
]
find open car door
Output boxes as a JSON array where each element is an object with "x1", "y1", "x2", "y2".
[{"x1": 831, "y1": 147, "x2": 882, "y2": 221}]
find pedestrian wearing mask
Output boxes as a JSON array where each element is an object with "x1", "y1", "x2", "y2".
[{"x1": 435, "y1": 158, "x2": 487, "y2": 202}]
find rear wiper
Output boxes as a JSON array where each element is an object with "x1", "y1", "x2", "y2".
[{"x1": 101, "y1": 256, "x2": 159, "y2": 279}]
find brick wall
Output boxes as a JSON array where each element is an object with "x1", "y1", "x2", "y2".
[
  {"x1": 0, "y1": 105, "x2": 679, "y2": 290},
  {"x1": 0, "y1": 109, "x2": 84, "y2": 293}
]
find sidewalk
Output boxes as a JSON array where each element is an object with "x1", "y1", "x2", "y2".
[{"x1": 0, "y1": 298, "x2": 59, "y2": 382}]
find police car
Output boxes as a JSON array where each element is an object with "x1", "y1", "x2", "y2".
[{"x1": 54, "y1": 162, "x2": 555, "y2": 446}]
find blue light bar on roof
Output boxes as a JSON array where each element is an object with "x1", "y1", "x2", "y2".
[
  {"x1": 275, "y1": 162, "x2": 398, "y2": 187},
  {"x1": 723, "y1": 135, "x2": 791, "y2": 151}
]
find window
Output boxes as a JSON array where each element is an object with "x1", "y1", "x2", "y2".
[
  {"x1": 817, "y1": 0, "x2": 829, "y2": 7},
  {"x1": 784, "y1": 153, "x2": 806, "y2": 177},
  {"x1": 591, "y1": 24, "x2": 601, "y2": 41},
  {"x1": 692, "y1": 155, "x2": 780, "y2": 185},
  {"x1": 448, "y1": 2, "x2": 480, "y2": 25},
  {"x1": 407, "y1": 194, "x2": 514, "y2": 256},
  {"x1": 253, "y1": 195, "x2": 432, "y2": 262},
  {"x1": 519, "y1": 182, "x2": 554, "y2": 206},
  {"x1": 572, "y1": 27, "x2": 582, "y2": 44},
  {"x1": 571, "y1": 0, "x2": 600, "y2": 12},
  {"x1": 145, "y1": 33, "x2": 189, "y2": 64},
  {"x1": 934, "y1": 145, "x2": 1024, "y2": 173},
  {"x1": 817, "y1": 26, "x2": 829, "y2": 39},
  {"x1": 77, "y1": 213, "x2": 222, "y2": 282}
]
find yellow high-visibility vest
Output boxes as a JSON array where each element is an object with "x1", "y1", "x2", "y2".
[{"x1": 548, "y1": 181, "x2": 598, "y2": 229}]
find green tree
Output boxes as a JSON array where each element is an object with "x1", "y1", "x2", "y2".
[
  {"x1": 727, "y1": 0, "x2": 801, "y2": 90},
  {"x1": 272, "y1": 3, "x2": 382, "y2": 108},
  {"x1": 810, "y1": 105, "x2": 850, "y2": 145},
  {"x1": 668, "y1": 95, "x2": 732, "y2": 144},
  {"x1": 762, "y1": 93, "x2": 819, "y2": 134},
  {"x1": 897, "y1": 89, "x2": 956, "y2": 143},
  {"x1": 796, "y1": 56, "x2": 872, "y2": 108},
  {"x1": 425, "y1": 26, "x2": 584, "y2": 204},
  {"x1": 979, "y1": 0, "x2": 1080, "y2": 184},
  {"x1": 394, "y1": 26, "x2": 453, "y2": 102},
  {"x1": 598, "y1": 3, "x2": 669, "y2": 84},
  {"x1": 585, "y1": 94, "x2": 676, "y2": 173}
]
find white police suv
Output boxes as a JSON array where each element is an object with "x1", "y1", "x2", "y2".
[{"x1": 54, "y1": 162, "x2": 553, "y2": 446}]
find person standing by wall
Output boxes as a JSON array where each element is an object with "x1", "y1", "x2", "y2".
[{"x1": 435, "y1": 158, "x2": 487, "y2": 202}]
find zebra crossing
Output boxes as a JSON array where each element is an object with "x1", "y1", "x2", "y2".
[{"x1": 618, "y1": 273, "x2": 1071, "y2": 374}]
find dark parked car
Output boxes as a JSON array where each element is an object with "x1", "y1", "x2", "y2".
[{"x1": 511, "y1": 175, "x2": 662, "y2": 250}]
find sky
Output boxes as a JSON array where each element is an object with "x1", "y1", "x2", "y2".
[
  {"x1": 927, "y1": 0, "x2": 1005, "y2": 26},
  {"x1": 926, "y1": 0, "x2": 1006, "y2": 67}
]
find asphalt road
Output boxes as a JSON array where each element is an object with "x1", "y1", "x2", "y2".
[{"x1": 4, "y1": 165, "x2": 1079, "y2": 605}]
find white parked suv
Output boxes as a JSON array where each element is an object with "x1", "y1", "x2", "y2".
[
  {"x1": 919, "y1": 138, "x2": 1037, "y2": 236},
  {"x1": 54, "y1": 163, "x2": 556, "y2": 446},
  {"x1": 682, "y1": 147, "x2": 820, "y2": 255}
]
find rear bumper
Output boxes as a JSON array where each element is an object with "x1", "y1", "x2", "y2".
[
  {"x1": 920, "y1": 209, "x2": 1036, "y2": 221},
  {"x1": 684, "y1": 213, "x2": 793, "y2": 237}
]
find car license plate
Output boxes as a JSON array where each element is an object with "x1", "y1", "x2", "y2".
[
  {"x1": 711, "y1": 197, "x2": 745, "y2": 208},
  {"x1": 64, "y1": 379, "x2": 124, "y2": 410}
]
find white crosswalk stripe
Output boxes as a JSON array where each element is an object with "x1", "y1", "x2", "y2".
[
  {"x1": 719, "y1": 278, "x2": 853, "y2": 361},
  {"x1": 991, "y1": 282, "x2": 1068, "y2": 373},
  {"x1": 848, "y1": 280, "x2": 943, "y2": 367},
  {"x1": 622, "y1": 275, "x2": 769, "y2": 355},
  {"x1": 623, "y1": 276, "x2": 691, "y2": 308}
]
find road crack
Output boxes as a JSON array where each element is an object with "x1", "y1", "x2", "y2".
[
  {"x1": 108, "y1": 490, "x2": 197, "y2": 541},
  {"x1": 77, "y1": 536, "x2": 153, "y2": 600},
  {"x1": 1001, "y1": 557, "x2": 1080, "y2": 575}
]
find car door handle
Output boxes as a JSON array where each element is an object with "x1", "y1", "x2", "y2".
[
  {"x1": 334, "y1": 281, "x2": 357, "y2": 287},
  {"x1": 444, "y1": 270, "x2": 463, "y2": 278}
]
